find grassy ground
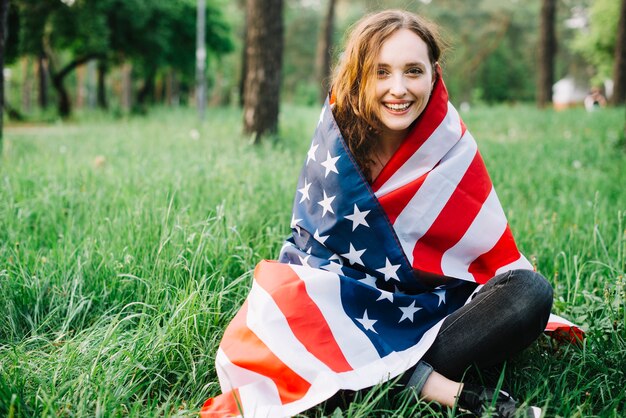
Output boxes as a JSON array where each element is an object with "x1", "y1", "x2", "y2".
[{"x1": 0, "y1": 104, "x2": 624, "y2": 417}]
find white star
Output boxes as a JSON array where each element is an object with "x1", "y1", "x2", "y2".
[
  {"x1": 317, "y1": 190, "x2": 336, "y2": 217},
  {"x1": 341, "y1": 243, "x2": 366, "y2": 266},
  {"x1": 320, "y1": 151, "x2": 340, "y2": 177},
  {"x1": 329, "y1": 253, "x2": 343, "y2": 264},
  {"x1": 376, "y1": 258, "x2": 401, "y2": 282},
  {"x1": 358, "y1": 274, "x2": 377, "y2": 288},
  {"x1": 377, "y1": 290, "x2": 394, "y2": 303},
  {"x1": 314, "y1": 229, "x2": 329, "y2": 245},
  {"x1": 307, "y1": 143, "x2": 319, "y2": 165},
  {"x1": 356, "y1": 310, "x2": 377, "y2": 333},
  {"x1": 433, "y1": 289, "x2": 446, "y2": 306},
  {"x1": 345, "y1": 204, "x2": 371, "y2": 231},
  {"x1": 290, "y1": 214, "x2": 302, "y2": 235},
  {"x1": 298, "y1": 254, "x2": 311, "y2": 266},
  {"x1": 322, "y1": 260, "x2": 344, "y2": 275},
  {"x1": 297, "y1": 178, "x2": 312, "y2": 203},
  {"x1": 318, "y1": 106, "x2": 326, "y2": 125},
  {"x1": 399, "y1": 301, "x2": 422, "y2": 323}
]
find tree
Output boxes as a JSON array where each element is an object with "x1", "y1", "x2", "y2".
[
  {"x1": 12, "y1": 0, "x2": 107, "y2": 117},
  {"x1": 243, "y1": 0, "x2": 284, "y2": 142},
  {"x1": 315, "y1": 0, "x2": 337, "y2": 103},
  {"x1": 537, "y1": 0, "x2": 556, "y2": 108},
  {"x1": 0, "y1": 0, "x2": 9, "y2": 154},
  {"x1": 9, "y1": 0, "x2": 232, "y2": 116},
  {"x1": 417, "y1": 0, "x2": 541, "y2": 103},
  {"x1": 613, "y1": 0, "x2": 626, "y2": 105},
  {"x1": 573, "y1": 0, "x2": 620, "y2": 92}
]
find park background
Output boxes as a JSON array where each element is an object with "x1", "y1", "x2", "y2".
[{"x1": 0, "y1": 0, "x2": 625, "y2": 417}]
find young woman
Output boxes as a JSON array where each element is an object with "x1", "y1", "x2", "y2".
[{"x1": 202, "y1": 10, "x2": 580, "y2": 418}]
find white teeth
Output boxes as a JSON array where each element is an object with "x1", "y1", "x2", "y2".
[{"x1": 385, "y1": 102, "x2": 411, "y2": 111}]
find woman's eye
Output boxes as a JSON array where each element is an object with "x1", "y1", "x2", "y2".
[
  {"x1": 407, "y1": 67, "x2": 423, "y2": 76},
  {"x1": 376, "y1": 68, "x2": 389, "y2": 78}
]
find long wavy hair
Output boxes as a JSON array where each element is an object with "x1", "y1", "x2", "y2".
[{"x1": 331, "y1": 10, "x2": 444, "y2": 182}]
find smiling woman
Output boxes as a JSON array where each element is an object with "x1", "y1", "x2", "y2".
[{"x1": 201, "y1": 9, "x2": 581, "y2": 418}]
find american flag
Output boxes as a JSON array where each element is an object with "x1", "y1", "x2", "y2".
[{"x1": 201, "y1": 77, "x2": 582, "y2": 417}]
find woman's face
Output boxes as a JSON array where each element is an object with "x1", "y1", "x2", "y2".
[{"x1": 374, "y1": 29, "x2": 435, "y2": 143}]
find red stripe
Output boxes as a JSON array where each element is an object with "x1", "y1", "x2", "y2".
[
  {"x1": 545, "y1": 322, "x2": 585, "y2": 344},
  {"x1": 254, "y1": 261, "x2": 353, "y2": 373},
  {"x1": 219, "y1": 301, "x2": 311, "y2": 404},
  {"x1": 411, "y1": 152, "x2": 493, "y2": 274},
  {"x1": 371, "y1": 77, "x2": 449, "y2": 192},
  {"x1": 378, "y1": 172, "x2": 428, "y2": 224},
  {"x1": 201, "y1": 388, "x2": 242, "y2": 418},
  {"x1": 467, "y1": 225, "x2": 522, "y2": 284}
]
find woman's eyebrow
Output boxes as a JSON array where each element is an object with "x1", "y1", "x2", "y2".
[
  {"x1": 404, "y1": 62, "x2": 427, "y2": 67},
  {"x1": 376, "y1": 61, "x2": 427, "y2": 68}
]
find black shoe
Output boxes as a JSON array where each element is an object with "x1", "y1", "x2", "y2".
[{"x1": 457, "y1": 384, "x2": 541, "y2": 418}]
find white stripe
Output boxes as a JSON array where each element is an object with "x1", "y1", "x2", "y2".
[
  {"x1": 375, "y1": 102, "x2": 462, "y2": 198},
  {"x1": 216, "y1": 348, "x2": 267, "y2": 393},
  {"x1": 495, "y1": 254, "x2": 533, "y2": 274},
  {"x1": 246, "y1": 281, "x2": 334, "y2": 381},
  {"x1": 215, "y1": 348, "x2": 281, "y2": 416},
  {"x1": 237, "y1": 379, "x2": 285, "y2": 418},
  {"x1": 547, "y1": 313, "x2": 576, "y2": 328},
  {"x1": 393, "y1": 131, "x2": 478, "y2": 266},
  {"x1": 440, "y1": 187, "x2": 507, "y2": 281},
  {"x1": 290, "y1": 264, "x2": 381, "y2": 368}
]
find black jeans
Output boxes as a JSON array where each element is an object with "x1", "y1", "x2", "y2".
[{"x1": 405, "y1": 269, "x2": 553, "y2": 390}]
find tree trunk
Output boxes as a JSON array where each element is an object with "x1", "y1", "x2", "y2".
[
  {"x1": 97, "y1": 60, "x2": 107, "y2": 109},
  {"x1": 0, "y1": 0, "x2": 9, "y2": 154},
  {"x1": 75, "y1": 64, "x2": 85, "y2": 110},
  {"x1": 38, "y1": 52, "x2": 49, "y2": 109},
  {"x1": 166, "y1": 69, "x2": 180, "y2": 106},
  {"x1": 136, "y1": 70, "x2": 155, "y2": 110},
  {"x1": 537, "y1": 0, "x2": 556, "y2": 108},
  {"x1": 21, "y1": 57, "x2": 32, "y2": 113},
  {"x1": 239, "y1": 23, "x2": 247, "y2": 108},
  {"x1": 49, "y1": 53, "x2": 102, "y2": 118},
  {"x1": 237, "y1": 0, "x2": 247, "y2": 107},
  {"x1": 121, "y1": 62, "x2": 132, "y2": 112},
  {"x1": 243, "y1": 0, "x2": 284, "y2": 142},
  {"x1": 612, "y1": 0, "x2": 626, "y2": 105},
  {"x1": 315, "y1": 0, "x2": 337, "y2": 104}
]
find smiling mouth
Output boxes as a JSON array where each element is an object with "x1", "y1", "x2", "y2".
[{"x1": 384, "y1": 102, "x2": 412, "y2": 111}]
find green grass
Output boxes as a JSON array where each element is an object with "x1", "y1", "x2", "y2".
[{"x1": 0, "y1": 104, "x2": 624, "y2": 417}]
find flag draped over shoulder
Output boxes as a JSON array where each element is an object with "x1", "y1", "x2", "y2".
[{"x1": 201, "y1": 77, "x2": 582, "y2": 418}]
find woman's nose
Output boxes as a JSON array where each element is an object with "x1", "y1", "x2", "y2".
[{"x1": 389, "y1": 74, "x2": 407, "y2": 96}]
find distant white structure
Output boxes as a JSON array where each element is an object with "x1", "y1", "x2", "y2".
[{"x1": 552, "y1": 77, "x2": 588, "y2": 110}]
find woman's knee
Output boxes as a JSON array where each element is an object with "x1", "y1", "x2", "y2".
[{"x1": 508, "y1": 269, "x2": 553, "y2": 320}]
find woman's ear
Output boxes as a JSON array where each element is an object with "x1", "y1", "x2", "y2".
[{"x1": 432, "y1": 62, "x2": 440, "y2": 88}]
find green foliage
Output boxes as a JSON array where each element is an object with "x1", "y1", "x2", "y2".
[
  {"x1": 0, "y1": 104, "x2": 625, "y2": 416},
  {"x1": 475, "y1": 33, "x2": 535, "y2": 103},
  {"x1": 283, "y1": 4, "x2": 321, "y2": 103},
  {"x1": 9, "y1": 0, "x2": 233, "y2": 110},
  {"x1": 573, "y1": 0, "x2": 620, "y2": 85}
]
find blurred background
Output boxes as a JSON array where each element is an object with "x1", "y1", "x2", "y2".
[{"x1": 1, "y1": 0, "x2": 624, "y2": 129}]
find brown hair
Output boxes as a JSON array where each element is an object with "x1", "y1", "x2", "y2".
[{"x1": 331, "y1": 10, "x2": 444, "y2": 181}]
